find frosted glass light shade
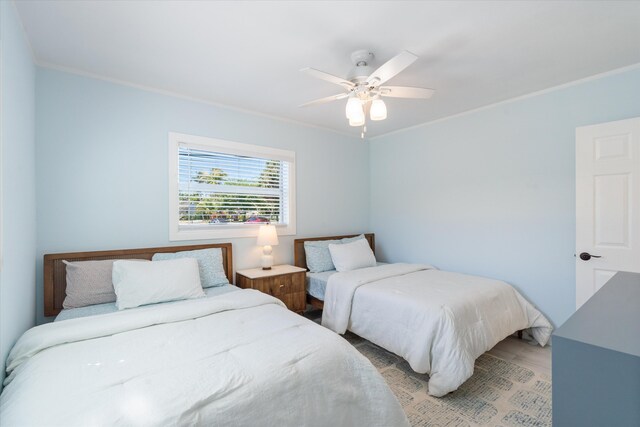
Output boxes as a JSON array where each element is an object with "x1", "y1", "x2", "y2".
[
  {"x1": 370, "y1": 99, "x2": 387, "y2": 121},
  {"x1": 349, "y1": 111, "x2": 365, "y2": 126},
  {"x1": 345, "y1": 97, "x2": 363, "y2": 119},
  {"x1": 256, "y1": 224, "x2": 279, "y2": 246}
]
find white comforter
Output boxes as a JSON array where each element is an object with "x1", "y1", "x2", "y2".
[
  {"x1": 1, "y1": 289, "x2": 408, "y2": 427},
  {"x1": 322, "y1": 263, "x2": 553, "y2": 397}
]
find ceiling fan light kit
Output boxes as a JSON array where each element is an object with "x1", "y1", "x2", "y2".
[
  {"x1": 300, "y1": 49, "x2": 435, "y2": 137},
  {"x1": 370, "y1": 98, "x2": 387, "y2": 121},
  {"x1": 345, "y1": 95, "x2": 363, "y2": 120},
  {"x1": 348, "y1": 111, "x2": 365, "y2": 127}
]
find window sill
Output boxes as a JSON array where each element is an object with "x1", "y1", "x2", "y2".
[{"x1": 169, "y1": 223, "x2": 296, "y2": 241}]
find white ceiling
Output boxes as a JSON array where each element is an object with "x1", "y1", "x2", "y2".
[{"x1": 15, "y1": 1, "x2": 640, "y2": 138}]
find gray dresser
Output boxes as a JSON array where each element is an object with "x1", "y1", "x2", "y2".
[{"x1": 552, "y1": 271, "x2": 640, "y2": 426}]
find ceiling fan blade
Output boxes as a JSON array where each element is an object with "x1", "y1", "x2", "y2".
[
  {"x1": 298, "y1": 92, "x2": 349, "y2": 108},
  {"x1": 379, "y1": 86, "x2": 435, "y2": 99},
  {"x1": 367, "y1": 51, "x2": 418, "y2": 87},
  {"x1": 301, "y1": 68, "x2": 354, "y2": 88}
]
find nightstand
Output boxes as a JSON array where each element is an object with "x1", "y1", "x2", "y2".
[{"x1": 236, "y1": 265, "x2": 307, "y2": 314}]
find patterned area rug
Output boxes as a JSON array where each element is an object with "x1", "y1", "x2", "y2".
[{"x1": 345, "y1": 333, "x2": 552, "y2": 427}]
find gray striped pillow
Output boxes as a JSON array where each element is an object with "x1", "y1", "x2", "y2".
[
  {"x1": 62, "y1": 259, "x2": 118, "y2": 309},
  {"x1": 62, "y1": 259, "x2": 148, "y2": 309}
]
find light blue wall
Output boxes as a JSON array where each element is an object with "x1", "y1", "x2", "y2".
[
  {"x1": 0, "y1": 2, "x2": 37, "y2": 385},
  {"x1": 370, "y1": 67, "x2": 640, "y2": 327},
  {"x1": 29, "y1": 38, "x2": 640, "y2": 329},
  {"x1": 35, "y1": 68, "x2": 368, "y2": 323}
]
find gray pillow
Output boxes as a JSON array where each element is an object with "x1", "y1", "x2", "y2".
[
  {"x1": 304, "y1": 234, "x2": 365, "y2": 273},
  {"x1": 152, "y1": 248, "x2": 229, "y2": 288},
  {"x1": 63, "y1": 259, "x2": 118, "y2": 309}
]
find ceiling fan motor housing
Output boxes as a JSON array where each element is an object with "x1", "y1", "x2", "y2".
[{"x1": 348, "y1": 49, "x2": 375, "y2": 83}]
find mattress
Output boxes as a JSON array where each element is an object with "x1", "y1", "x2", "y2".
[
  {"x1": 55, "y1": 284, "x2": 240, "y2": 321},
  {"x1": 306, "y1": 263, "x2": 386, "y2": 301},
  {"x1": 306, "y1": 270, "x2": 336, "y2": 301}
]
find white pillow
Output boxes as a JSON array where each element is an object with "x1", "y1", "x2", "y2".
[
  {"x1": 112, "y1": 258, "x2": 205, "y2": 310},
  {"x1": 328, "y1": 238, "x2": 376, "y2": 272}
]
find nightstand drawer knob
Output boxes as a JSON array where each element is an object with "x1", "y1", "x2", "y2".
[{"x1": 279, "y1": 284, "x2": 285, "y2": 289}]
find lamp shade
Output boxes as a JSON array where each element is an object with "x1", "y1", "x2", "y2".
[
  {"x1": 370, "y1": 99, "x2": 387, "y2": 121},
  {"x1": 348, "y1": 109, "x2": 365, "y2": 126},
  {"x1": 345, "y1": 96, "x2": 363, "y2": 119},
  {"x1": 257, "y1": 224, "x2": 279, "y2": 246}
]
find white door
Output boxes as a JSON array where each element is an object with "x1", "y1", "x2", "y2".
[{"x1": 576, "y1": 117, "x2": 640, "y2": 309}]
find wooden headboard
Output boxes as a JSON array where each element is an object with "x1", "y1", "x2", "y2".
[
  {"x1": 44, "y1": 243, "x2": 233, "y2": 317},
  {"x1": 294, "y1": 234, "x2": 375, "y2": 271}
]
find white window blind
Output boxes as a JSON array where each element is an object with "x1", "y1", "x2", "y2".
[{"x1": 169, "y1": 133, "x2": 296, "y2": 240}]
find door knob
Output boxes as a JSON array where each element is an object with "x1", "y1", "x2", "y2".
[{"x1": 579, "y1": 252, "x2": 602, "y2": 261}]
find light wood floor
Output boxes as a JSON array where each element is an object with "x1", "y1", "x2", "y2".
[{"x1": 487, "y1": 335, "x2": 551, "y2": 377}]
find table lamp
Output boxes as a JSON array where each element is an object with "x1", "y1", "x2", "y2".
[{"x1": 257, "y1": 224, "x2": 279, "y2": 270}]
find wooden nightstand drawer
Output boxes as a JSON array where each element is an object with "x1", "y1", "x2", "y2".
[
  {"x1": 270, "y1": 273, "x2": 304, "y2": 295},
  {"x1": 236, "y1": 265, "x2": 306, "y2": 314}
]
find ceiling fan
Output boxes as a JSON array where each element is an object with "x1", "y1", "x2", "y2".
[{"x1": 300, "y1": 49, "x2": 435, "y2": 137}]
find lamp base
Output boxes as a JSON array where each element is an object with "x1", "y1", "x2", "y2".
[{"x1": 261, "y1": 251, "x2": 274, "y2": 270}]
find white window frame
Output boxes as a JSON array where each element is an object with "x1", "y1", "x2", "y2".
[{"x1": 168, "y1": 132, "x2": 296, "y2": 241}]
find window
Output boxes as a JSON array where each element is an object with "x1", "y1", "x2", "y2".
[{"x1": 169, "y1": 132, "x2": 296, "y2": 240}]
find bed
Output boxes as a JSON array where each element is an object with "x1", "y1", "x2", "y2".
[
  {"x1": 295, "y1": 233, "x2": 376, "y2": 310},
  {"x1": 294, "y1": 234, "x2": 553, "y2": 397},
  {"x1": 1, "y1": 243, "x2": 409, "y2": 427}
]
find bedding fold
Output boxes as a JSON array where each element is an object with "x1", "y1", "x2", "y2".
[
  {"x1": 322, "y1": 263, "x2": 433, "y2": 333},
  {"x1": 6, "y1": 289, "x2": 282, "y2": 383}
]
